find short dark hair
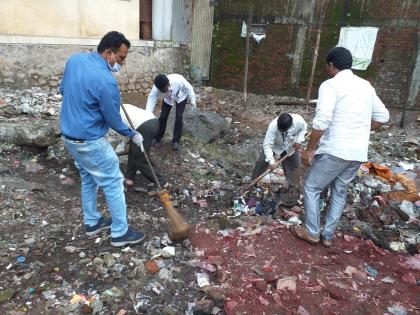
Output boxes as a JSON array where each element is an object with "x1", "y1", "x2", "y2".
[
  {"x1": 277, "y1": 113, "x2": 293, "y2": 132},
  {"x1": 154, "y1": 74, "x2": 169, "y2": 91},
  {"x1": 97, "y1": 31, "x2": 131, "y2": 53},
  {"x1": 326, "y1": 47, "x2": 353, "y2": 70}
]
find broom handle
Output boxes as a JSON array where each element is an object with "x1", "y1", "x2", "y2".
[{"x1": 121, "y1": 103, "x2": 163, "y2": 191}]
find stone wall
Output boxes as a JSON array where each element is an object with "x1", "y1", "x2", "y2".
[{"x1": 0, "y1": 42, "x2": 190, "y2": 95}]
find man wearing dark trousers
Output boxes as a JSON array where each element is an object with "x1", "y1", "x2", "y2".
[
  {"x1": 251, "y1": 113, "x2": 307, "y2": 189},
  {"x1": 145, "y1": 74, "x2": 196, "y2": 150},
  {"x1": 119, "y1": 104, "x2": 168, "y2": 188}
]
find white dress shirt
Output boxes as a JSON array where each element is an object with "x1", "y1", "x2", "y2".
[
  {"x1": 313, "y1": 69, "x2": 389, "y2": 162},
  {"x1": 145, "y1": 74, "x2": 196, "y2": 112},
  {"x1": 263, "y1": 114, "x2": 307, "y2": 164},
  {"x1": 120, "y1": 103, "x2": 156, "y2": 129}
]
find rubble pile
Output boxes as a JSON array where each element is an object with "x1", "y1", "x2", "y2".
[
  {"x1": 0, "y1": 87, "x2": 62, "y2": 117},
  {"x1": 0, "y1": 86, "x2": 419, "y2": 314}
]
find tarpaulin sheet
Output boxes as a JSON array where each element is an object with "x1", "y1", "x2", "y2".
[{"x1": 338, "y1": 27, "x2": 379, "y2": 70}]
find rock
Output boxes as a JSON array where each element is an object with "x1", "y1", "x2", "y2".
[
  {"x1": 228, "y1": 140, "x2": 260, "y2": 164},
  {"x1": 296, "y1": 306, "x2": 310, "y2": 315},
  {"x1": 81, "y1": 304, "x2": 94, "y2": 314},
  {"x1": 158, "y1": 268, "x2": 173, "y2": 281},
  {"x1": 167, "y1": 108, "x2": 231, "y2": 143},
  {"x1": 0, "y1": 120, "x2": 59, "y2": 147},
  {"x1": 328, "y1": 285, "x2": 346, "y2": 300},
  {"x1": 144, "y1": 260, "x2": 160, "y2": 273},
  {"x1": 193, "y1": 300, "x2": 214, "y2": 315},
  {"x1": 0, "y1": 288, "x2": 16, "y2": 303},
  {"x1": 46, "y1": 141, "x2": 70, "y2": 160},
  {"x1": 102, "y1": 287, "x2": 124, "y2": 298},
  {"x1": 24, "y1": 237, "x2": 36, "y2": 246},
  {"x1": 216, "y1": 271, "x2": 228, "y2": 283},
  {"x1": 201, "y1": 286, "x2": 226, "y2": 302},
  {"x1": 104, "y1": 253, "x2": 116, "y2": 268},
  {"x1": 254, "y1": 280, "x2": 267, "y2": 292},
  {"x1": 400, "y1": 200, "x2": 415, "y2": 218},
  {"x1": 93, "y1": 257, "x2": 104, "y2": 265},
  {"x1": 161, "y1": 246, "x2": 176, "y2": 258},
  {"x1": 344, "y1": 266, "x2": 357, "y2": 277},
  {"x1": 275, "y1": 277, "x2": 297, "y2": 292},
  {"x1": 387, "y1": 305, "x2": 408, "y2": 315},
  {"x1": 65, "y1": 245, "x2": 77, "y2": 253},
  {"x1": 381, "y1": 276, "x2": 396, "y2": 284},
  {"x1": 206, "y1": 255, "x2": 224, "y2": 266}
]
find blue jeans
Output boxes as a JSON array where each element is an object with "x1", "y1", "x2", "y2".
[
  {"x1": 63, "y1": 137, "x2": 128, "y2": 237},
  {"x1": 304, "y1": 154, "x2": 361, "y2": 240}
]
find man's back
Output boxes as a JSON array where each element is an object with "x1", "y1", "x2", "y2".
[
  {"x1": 60, "y1": 52, "x2": 119, "y2": 139},
  {"x1": 315, "y1": 69, "x2": 389, "y2": 162}
]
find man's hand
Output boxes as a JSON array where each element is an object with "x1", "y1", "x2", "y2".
[
  {"x1": 132, "y1": 132, "x2": 144, "y2": 152},
  {"x1": 269, "y1": 160, "x2": 276, "y2": 171},
  {"x1": 293, "y1": 143, "x2": 302, "y2": 151},
  {"x1": 301, "y1": 149, "x2": 315, "y2": 166}
]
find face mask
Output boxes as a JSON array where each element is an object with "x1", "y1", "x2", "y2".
[{"x1": 108, "y1": 52, "x2": 122, "y2": 73}]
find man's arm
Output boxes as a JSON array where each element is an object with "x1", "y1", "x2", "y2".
[
  {"x1": 145, "y1": 86, "x2": 160, "y2": 112},
  {"x1": 262, "y1": 123, "x2": 277, "y2": 166},
  {"x1": 302, "y1": 82, "x2": 336, "y2": 165},
  {"x1": 371, "y1": 88, "x2": 389, "y2": 131},
  {"x1": 98, "y1": 81, "x2": 136, "y2": 138},
  {"x1": 182, "y1": 77, "x2": 197, "y2": 109}
]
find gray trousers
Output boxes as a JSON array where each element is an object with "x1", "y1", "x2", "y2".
[
  {"x1": 126, "y1": 118, "x2": 165, "y2": 185},
  {"x1": 251, "y1": 150, "x2": 301, "y2": 187},
  {"x1": 304, "y1": 154, "x2": 361, "y2": 240}
]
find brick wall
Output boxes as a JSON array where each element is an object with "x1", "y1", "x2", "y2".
[{"x1": 210, "y1": 0, "x2": 420, "y2": 108}]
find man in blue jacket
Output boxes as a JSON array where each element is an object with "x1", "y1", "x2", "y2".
[{"x1": 60, "y1": 31, "x2": 145, "y2": 247}]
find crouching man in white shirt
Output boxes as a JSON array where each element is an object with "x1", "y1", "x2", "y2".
[
  {"x1": 291, "y1": 47, "x2": 389, "y2": 247},
  {"x1": 251, "y1": 113, "x2": 307, "y2": 188},
  {"x1": 146, "y1": 74, "x2": 196, "y2": 151},
  {"x1": 120, "y1": 104, "x2": 168, "y2": 188}
]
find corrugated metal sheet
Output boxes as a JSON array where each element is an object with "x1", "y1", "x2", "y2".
[
  {"x1": 190, "y1": 0, "x2": 215, "y2": 80},
  {"x1": 171, "y1": 0, "x2": 192, "y2": 43},
  {"x1": 152, "y1": 0, "x2": 172, "y2": 40}
]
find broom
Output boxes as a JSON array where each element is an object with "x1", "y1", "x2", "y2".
[{"x1": 121, "y1": 103, "x2": 190, "y2": 241}]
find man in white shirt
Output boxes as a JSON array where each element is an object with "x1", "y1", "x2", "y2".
[
  {"x1": 146, "y1": 74, "x2": 196, "y2": 150},
  {"x1": 251, "y1": 113, "x2": 307, "y2": 188},
  {"x1": 292, "y1": 47, "x2": 389, "y2": 247},
  {"x1": 119, "y1": 104, "x2": 167, "y2": 188}
]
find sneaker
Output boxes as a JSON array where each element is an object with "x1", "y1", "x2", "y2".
[
  {"x1": 290, "y1": 226, "x2": 320, "y2": 245},
  {"x1": 111, "y1": 229, "x2": 145, "y2": 247},
  {"x1": 321, "y1": 236, "x2": 332, "y2": 247},
  {"x1": 172, "y1": 142, "x2": 181, "y2": 150},
  {"x1": 85, "y1": 217, "x2": 112, "y2": 236}
]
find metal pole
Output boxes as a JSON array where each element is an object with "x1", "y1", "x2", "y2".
[{"x1": 243, "y1": 5, "x2": 253, "y2": 106}]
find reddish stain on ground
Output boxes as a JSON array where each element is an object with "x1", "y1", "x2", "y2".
[{"x1": 190, "y1": 223, "x2": 420, "y2": 315}]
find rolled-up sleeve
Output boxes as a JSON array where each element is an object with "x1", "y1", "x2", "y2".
[
  {"x1": 263, "y1": 124, "x2": 277, "y2": 164},
  {"x1": 371, "y1": 88, "x2": 389, "y2": 123},
  {"x1": 98, "y1": 80, "x2": 136, "y2": 138},
  {"x1": 313, "y1": 82, "x2": 337, "y2": 130},
  {"x1": 146, "y1": 86, "x2": 159, "y2": 112}
]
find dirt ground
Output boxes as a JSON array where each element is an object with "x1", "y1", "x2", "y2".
[{"x1": 0, "y1": 87, "x2": 419, "y2": 314}]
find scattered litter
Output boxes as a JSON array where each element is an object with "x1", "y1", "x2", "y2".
[{"x1": 196, "y1": 273, "x2": 210, "y2": 287}]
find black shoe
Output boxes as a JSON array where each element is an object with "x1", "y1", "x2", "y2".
[
  {"x1": 172, "y1": 142, "x2": 181, "y2": 150},
  {"x1": 111, "y1": 229, "x2": 145, "y2": 247},
  {"x1": 85, "y1": 217, "x2": 112, "y2": 236}
]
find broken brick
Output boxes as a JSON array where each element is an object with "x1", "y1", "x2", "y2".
[
  {"x1": 328, "y1": 286, "x2": 346, "y2": 300},
  {"x1": 144, "y1": 260, "x2": 160, "y2": 274}
]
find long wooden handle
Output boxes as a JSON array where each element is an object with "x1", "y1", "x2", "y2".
[
  {"x1": 120, "y1": 103, "x2": 162, "y2": 191},
  {"x1": 243, "y1": 133, "x2": 310, "y2": 194}
]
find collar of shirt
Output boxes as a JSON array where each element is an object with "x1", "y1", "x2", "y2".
[{"x1": 92, "y1": 52, "x2": 110, "y2": 71}]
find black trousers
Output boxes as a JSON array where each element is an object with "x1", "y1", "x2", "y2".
[
  {"x1": 251, "y1": 150, "x2": 301, "y2": 187},
  {"x1": 155, "y1": 99, "x2": 187, "y2": 143},
  {"x1": 126, "y1": 118, "x2": 165, "y2": 185}
]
